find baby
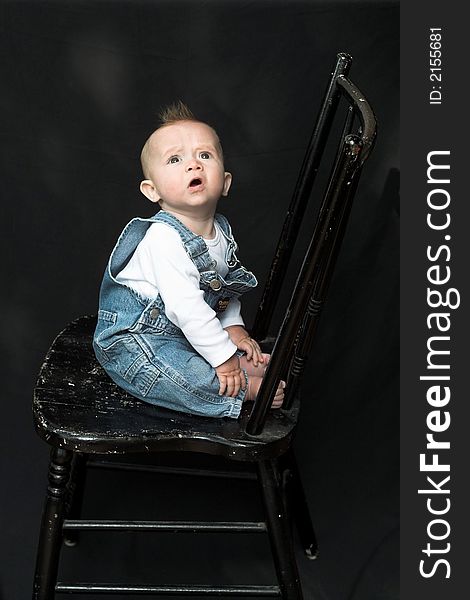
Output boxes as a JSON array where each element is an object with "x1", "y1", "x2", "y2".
[{"x1": 93, "y1": 101, "x2": 285, "y2": 418}]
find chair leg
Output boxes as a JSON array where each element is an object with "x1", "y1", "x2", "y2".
[
  {"x1": 257, "y1": 459, "x2": 303, "y2": 600},
  {"x1": 64, "y1": 452, "x2": 88, "y2": 547},
  {"x1": 33, "y1": 447, "x2": 73, "y2": 600},
  {"x1": 281, "y1": 449, "x2": 319, "y2": 559}
]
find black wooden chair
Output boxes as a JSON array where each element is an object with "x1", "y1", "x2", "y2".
[{"x1": 32, "y1": 53, "x2": 376, "y2": 599}]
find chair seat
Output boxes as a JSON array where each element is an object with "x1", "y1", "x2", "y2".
[{"x1": 33, "y1": 316, "x2": 299, "y2": 460}]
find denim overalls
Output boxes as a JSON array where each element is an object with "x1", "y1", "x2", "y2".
[{"x1": 93, "y1": 210, "x2": 258, "y2": 418}]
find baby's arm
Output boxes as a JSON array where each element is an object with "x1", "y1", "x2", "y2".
[
  {"x1": 218, "y1": 299, "x2": 264, "y2": 367},
  {"x1": 135, "y1": 224, "x2": 237, "y2": 364}
]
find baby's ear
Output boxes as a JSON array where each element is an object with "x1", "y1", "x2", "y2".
[
  {"x1": 140, "y1": 180, "x2": 160, "y2": 203},
  {"x1": 221, "y1": 172, "x2": 232, "y2": 197}
]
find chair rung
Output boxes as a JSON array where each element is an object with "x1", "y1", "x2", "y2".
[
  {"x1": 88, "y1": 460, "x2": 258, "y2": 480},
  {"x1": 55, "y1": 582, "x2": 281, "y2": 596},
  {"x1": 63, "y1": 519, "x2": 267, "y2": 533}
]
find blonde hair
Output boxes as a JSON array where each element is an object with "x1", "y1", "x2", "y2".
[{"x1": 140, "y1": 101, "x2": 223, "y2": 178}]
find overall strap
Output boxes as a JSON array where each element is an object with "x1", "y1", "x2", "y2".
[
  {"x1": 213, "y1": 213, "x2": 232, "y2": 237},
  {"x1": 109, "y1": 217, "x2": 156, "y2": 278},
  {"x1": 152, "y1": 210, "x2": 212, "y2": 272},
  {"x1": 214, "y1": 213, "x2": 240, "y2": 269}
]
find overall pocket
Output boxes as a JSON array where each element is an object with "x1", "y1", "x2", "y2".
[{"x1": 98, "y1": 333, "x2": 161, "y2": 398}]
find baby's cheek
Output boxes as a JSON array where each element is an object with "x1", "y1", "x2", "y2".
[{"x1": 163, "y1": 180, "x2": 182, "y2": 200}]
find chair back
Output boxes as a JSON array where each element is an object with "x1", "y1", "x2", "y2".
[{"x1": 247, "y1": 53, "x2": 377, "y2": 435}]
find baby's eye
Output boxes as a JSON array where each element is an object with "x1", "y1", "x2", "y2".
[
  {"x1": 168, "y1": 155, "x2": 180, "y2": 164},
  {"x1": 199, "y1": 151, "x2": 211, "y2": 160}
]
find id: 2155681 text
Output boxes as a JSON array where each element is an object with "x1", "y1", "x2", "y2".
[{"x1": 429, "y1": 28, "x2": 442, "y2": 105}]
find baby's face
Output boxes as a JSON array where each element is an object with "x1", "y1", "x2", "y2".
[{"x1": 141, "y1": 121, "x2": 231, "y2": 215}]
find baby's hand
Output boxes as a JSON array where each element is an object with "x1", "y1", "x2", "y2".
[
  {"x1": 215, "y1": 354, "x2": 246, "y2": 398},
  {"x1": 224, "y1": 325, "x2": 264, "y2": 368},
  {"x1": 236, "y1": 336, "x2": 264, "y2": 368}
]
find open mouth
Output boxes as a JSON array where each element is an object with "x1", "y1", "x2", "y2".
[{"x1": 189, "y1": 178, "x2": 202, "y2": 188}]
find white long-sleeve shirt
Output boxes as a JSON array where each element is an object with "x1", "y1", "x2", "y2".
[{"x1": 116, "y1": 220, "x2": 244, "y2": 367}]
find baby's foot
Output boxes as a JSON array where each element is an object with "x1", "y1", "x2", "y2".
[
  {"x1": 244, "y1": 374, "x2": 286, "y2": 409},
  {"x1": 239, "y1": 353, "x2": 271, "y2": 378}
]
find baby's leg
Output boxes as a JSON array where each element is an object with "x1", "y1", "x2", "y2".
[
  {"x1": 244, "y1": 375, "x2": 286, "y2": 408},
  {"x1": 239, "y1": 353, "x2": 271, "y2": 377},
  {"x1": 240, "y1": 354, "x2": 286, "y2": 407}
]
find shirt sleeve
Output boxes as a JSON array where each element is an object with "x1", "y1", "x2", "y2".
[
  {"x1": 218, "y1": 298, "x2": 245, "y2": 329},
  {"x1": 123, "y1": 223, "x2": 238, "y2": 367}
]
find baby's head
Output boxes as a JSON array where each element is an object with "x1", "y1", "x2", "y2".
[{"x1": 139, "y1": 102, "x2": 232, "y2": 216}]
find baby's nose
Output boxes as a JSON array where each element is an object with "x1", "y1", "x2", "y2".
[{"x1": 186, "y1": 158, "x2": 203, "y2": 171}]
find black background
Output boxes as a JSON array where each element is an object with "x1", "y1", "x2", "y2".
[{"x1": 1, "y1": 1, "x2": 398, "y2": 599}]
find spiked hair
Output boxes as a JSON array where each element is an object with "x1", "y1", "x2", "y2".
[{"x1": 158, "y1": 100, "x2": 197, "y2": 125}]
